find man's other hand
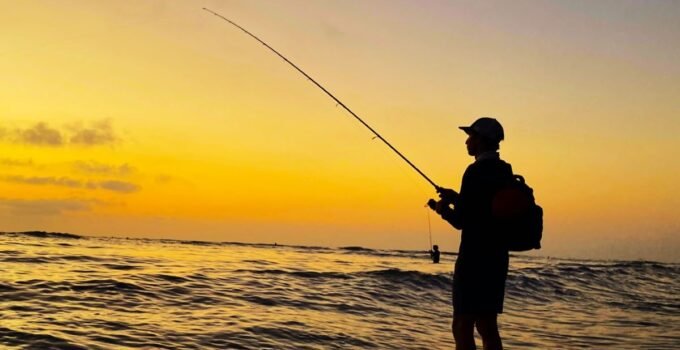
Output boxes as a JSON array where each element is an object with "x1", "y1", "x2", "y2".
[
  {"x1": 436, "y1": 187, "x2": 459, "y2": 204},
  {"x1": 427, "y1": 199, "x2": 452, "y2": 215}
]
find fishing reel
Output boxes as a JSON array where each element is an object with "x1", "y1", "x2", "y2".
[{"x1": 427, "y1": 187, "x2": 459, "y2": 213}]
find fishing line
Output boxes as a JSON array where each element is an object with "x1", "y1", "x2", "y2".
[
  {"x1": 203, "y1": 7, "x2": 441, "y2": 191},
  {"x1": 426, "y1": 207, "x2": 433, "y2": 250}
]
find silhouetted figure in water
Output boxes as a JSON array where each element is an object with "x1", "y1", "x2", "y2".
[
  {"x1": 429, "y1": 245, "x2": 441, "y2": 264},
  {"x1": 428, "y1": 117, "x2": 512, "y2": 350}
]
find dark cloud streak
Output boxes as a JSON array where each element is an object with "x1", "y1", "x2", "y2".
[
  {"x1": 3, "y1": 120, "x2": 119, "y2": 147},
  {"x1": 0, "y1": 198, "x2": 92, "y2": 216},
  {"x1": 3, "y1": 175, "x2": 81, "y2": 188},
  {"x1": 17, "y1": 122, "x2": 64, "y2": 146},
  {"x1": 72, "y1": 160, "x2": 135, "y2": 176},
  {"x1": 1, "y1": 175, "x2": 140, "y2": 194},
  {"x1": 69, "y1": 120, "x2": 118, "y2": 146},
  {"x1": 97, "y1": 180, "x2": 140, "y2": 193},
  {"x1": 0, "y1": 158, "x2": 35, "y2": 167}
]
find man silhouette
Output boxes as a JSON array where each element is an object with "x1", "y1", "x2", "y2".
[
  {"x1": 428, "y1": 117, "x2": 513, "y2": 350},
  {"x1": 430, "y1": 244, "x2": 441, "y2": 264}
]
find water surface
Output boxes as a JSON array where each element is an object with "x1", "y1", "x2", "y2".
[{"x1": 1, "y1": 232, "x2": 677, "y2": 349}]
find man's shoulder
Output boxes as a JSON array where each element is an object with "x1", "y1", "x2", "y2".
[
  {"x1": 462, "y1": 160, "x2": 513, "y2": 187},
  {"x1": 467, "y1": 158, "x2": 512, "y2": 174}
]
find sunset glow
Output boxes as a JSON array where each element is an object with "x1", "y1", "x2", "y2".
[{"x1": 2, "y1": 0, "x2": 679, "y2": 261}]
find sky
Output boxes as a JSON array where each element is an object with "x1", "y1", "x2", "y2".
[{"x1": 1, "y1": 0, "x2": 678, "y2": 262}]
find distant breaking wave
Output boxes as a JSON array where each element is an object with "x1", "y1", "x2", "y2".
[{"x1": 1, "y1": 231, "x2": 82, "y2": 239}]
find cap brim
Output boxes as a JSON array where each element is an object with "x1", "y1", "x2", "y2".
[{"x1": 459, "y1": 126, "x2": 474, "y2": 134}]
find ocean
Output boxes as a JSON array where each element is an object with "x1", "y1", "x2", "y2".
[{"x1": 0, "y1": 232, "x2": 678, "y2": 349}]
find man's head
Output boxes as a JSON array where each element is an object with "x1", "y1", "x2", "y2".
[{"x1": 459, "y1": 117, "x2": 504, "y2": 156}]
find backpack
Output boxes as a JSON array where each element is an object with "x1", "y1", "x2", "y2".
[{"x1": 491, "y1": 174, "x2": 543, "y2": 251}]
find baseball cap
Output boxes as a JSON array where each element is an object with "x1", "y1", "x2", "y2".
[{"x1": 459, "y1": 117, "x2": 504, "y2": 142}]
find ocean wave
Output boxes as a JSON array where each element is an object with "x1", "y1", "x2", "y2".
[
  {"x1": 0, "y1": 327, "x2": 86, "y2": 349},
  {"x1": 1, "y1": 256, "x2": 52, "y2": 264},
  {"x1": 101, "y1": 263, "x2": 142, "y2": 271},
  {"x1": 231, "y1": 268, "x2": 451, "y2": 289},
  {"x1": 0, "y1": 250, "x2": 22, "y2": 255},
  {"x1": 152, "y1": 273, "x2": 192, "y2": 283},
  {"x1": 237, "y1": 292, "x2": 387, "y2": 316},
  {"x1": 359, "y1": 268, "x2": 452, "y2": 289},
  {"x1": 245, "y1": 325, "x2": 377, "y2": 348},
  {"x1": 505, "y1": 262, "x2": 680, "y2": 315},
  {"x1": 233, "y1": 268, "x2": 352, "y2": 280},
  {"x1": 0, "y1": 283, "x2": 18, "y2": 292},
  {"x1": 67, "y1": 279, "x2": 148, "y2": 297},
  {"x1": 0, "y1": 231, "x2": 82, "y2": 239},
  {"x1": 339, "y1": 246, "x2": 375, "y2": 252}
]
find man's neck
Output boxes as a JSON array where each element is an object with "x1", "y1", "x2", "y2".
[{"x1": 474, "y1": 150, "x2": 499, "y2": 162}]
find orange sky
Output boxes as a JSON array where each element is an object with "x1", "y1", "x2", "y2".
[{"x1": 1, "y1": 0, "x2": 679, "y2": 262}]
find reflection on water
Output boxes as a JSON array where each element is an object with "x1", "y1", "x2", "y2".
[{"x1": 0, "y1": 232, "x2": 678, "y2": 349}]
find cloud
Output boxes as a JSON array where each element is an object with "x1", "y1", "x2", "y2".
[
  {"x1": 16, "y1": 122, "x2": 64, "y2": 146},
  {"x1": 72, "y1": 160, "x2": 135, "y2": 176},
  {"x1": 3, "y1": 120, "x2": 119, "y2": 147},
  {"x1": 3, "y1": 175, "x2": 82, "y2": 188},
  {"x1": 69, "y1": 119, "x2": 118, "y2": 146},
  {"x1": 0, "y1": 159, "x2": 133, "y2": 174},
  {"x1": 96, "y1": 180, "x2": 140, "y2": 193},
  {"x1": 155, "y1": 174, "x2": 174, "y2": 184},
  {"x1": 0, "y1": 158, "x2": 35, "y2": 167},
  {"x1": 154, "y1": 174, "x2": 193, "y2": 187},
  {"x1": 1, "y1": 175, "x2": 140, "y2": 194},
  {"x1": 0, "y1": 198, "x2": 92, "y2": 216}
]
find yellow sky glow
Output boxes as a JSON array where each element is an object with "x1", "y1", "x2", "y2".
[{"x1": 1, "y1": 1, "x2": 679, "y2": 261}]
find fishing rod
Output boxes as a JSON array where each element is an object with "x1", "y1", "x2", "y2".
[{"x1": 203, "y1": 8, "x2": 441, "y2": 191}]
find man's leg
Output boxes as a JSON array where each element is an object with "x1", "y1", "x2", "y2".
[
  {"x1": 475, "y1": 313, "x2": 502, "y2": 350},
  {"x1": 452, "y1": 314, "x2": 476, "y2": 350}
]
